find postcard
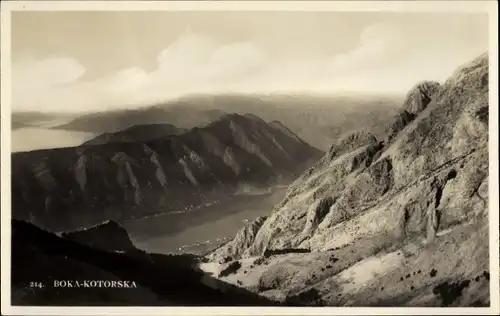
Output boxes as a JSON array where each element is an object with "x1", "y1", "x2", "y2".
[{"x1": 1, "y1": 1, "x2": 498, "y2": 315}]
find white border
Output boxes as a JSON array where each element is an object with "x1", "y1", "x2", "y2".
[{"x1": 1, "y1": 1, "x2": 498, "y2": 315}]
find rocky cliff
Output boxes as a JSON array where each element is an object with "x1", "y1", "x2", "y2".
[
  {"x1": 203, "y1": 53, "x2": 490, "y2": 307},
  {"x1": 12, "y1": 113, "x2": 323, "y2": 232}
]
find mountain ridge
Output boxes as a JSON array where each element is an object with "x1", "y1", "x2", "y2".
[
  {"x1": 202, "y1": 52, "x2": 490, "y2": 307},
  {"x1": 12, "y1": 113, "x2": 323, "y2": 232},
  {"x1": 82, "y1": 123, "x2": 186, "y2": 146},
  {"x1": 46, "y1": 94, "x2": 401, "y2": 151}
]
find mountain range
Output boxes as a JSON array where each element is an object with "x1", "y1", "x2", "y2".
[
  {"x1": 16, "y1": 94, "x2": 401, "y2": 151},
  {"x1": 12, "y1": 113, "x2": 322, "y2": 232}
]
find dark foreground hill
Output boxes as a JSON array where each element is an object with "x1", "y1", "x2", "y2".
[
  {"x1": 203, "y1": 53, "x2": 491, "y2": 307},
  {"x1": 12, "y1": 113, "x2": 322, "y2": 232},
  {"x1": 11, "y1": 219, "x2": 280, "y2": 306},
  {"x1": 61, "y1": 220, "x2": 138, "y2": 253}
]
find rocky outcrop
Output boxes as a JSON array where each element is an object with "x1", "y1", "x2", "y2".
[
  {"x1": 403, "y1": 81, "x2": 441, "y2": 115},
  {"x1": 385, "y1": 110, "x2": 416, "y2": 144},
  {"x1": 207, "y1": 216, "x2": 268, "y2": 263},
  {"x1": 327, "y1": 131, "x2": 378, "y2": 160},
  {"x1": 204, "y1": 53, "x2": 490, "y2": 307},
  {"x1": 11, "y1": 114, "x2": 323, "y2": 232}
]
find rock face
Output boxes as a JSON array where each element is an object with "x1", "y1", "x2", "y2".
[
  {"x1": 207, "y1": 216, "x2": 268, "y2": 263},
  {"x1": 385, "y1": 110, "x2": 416, "y2": 144},
  {"x1": 403, "y1": 81, "x2": 441, "y2": 115},
  {"x1": 204, "y1": 53, "x2": 490, "y2": 307},
  {"x1": 11, "y1": 113, "x2": 323, "y2": 232}
]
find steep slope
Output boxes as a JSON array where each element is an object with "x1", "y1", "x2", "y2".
[
  {"x1": 203, "y1": 53, "x2": 490, "y2": 307},
  {"x1": 12, "y1": 113, "x2": 323, "y2": 232},
  {"x1": 82, "y1": 124, "x2": 186, "y2": 146},
  {"x1": 383, "y1": 81, "x2": 441, "y2": 144},
  {"x1": 11, "y1": 219, "x2": 280, "y2": 306}
]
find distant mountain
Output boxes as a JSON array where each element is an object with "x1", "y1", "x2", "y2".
[
  {"x1": 54, "y1": 106, "x2": 226, "y2": 135},
  {"x1": 12, "y1": 113, "x2": 323, "y2": 232},
  {"x1": 51, "y1": 94, "x2": 401, "y2": 150},
  {"x1": 11, "y1": 111, "x2": 76, "y2": 130},
  {"x1": 82, "y1": 123, "x2": 186, "y2": 146},
  {"x1": 11, "y1": 219, "x2": 280, "y2": 306}
]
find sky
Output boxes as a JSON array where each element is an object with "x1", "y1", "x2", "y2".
[{"x1": 11, "y1": 11, "x2": 489, "y2": 113}]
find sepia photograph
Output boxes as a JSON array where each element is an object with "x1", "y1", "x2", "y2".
[{"x1": 1, "y1": 1, "x2": 498, "y2": 315}]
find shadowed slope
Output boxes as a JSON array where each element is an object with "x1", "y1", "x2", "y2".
[{"x1": 11, "y1": 219, "x2": 281, "y2": 306}]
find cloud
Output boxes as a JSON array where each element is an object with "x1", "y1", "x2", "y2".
[
  {"x1": 11, "y1": 18, "x2": 488, "y2": 113},
  {"x1": 12, "y1": 57, "x2": 86, "y2": 89},
  {"x1": 329, "y1": 21, "x2": 407, "y2": 75},
  {"x1": 147, "y1": 35, "x2": 268, "y2": 95}
]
